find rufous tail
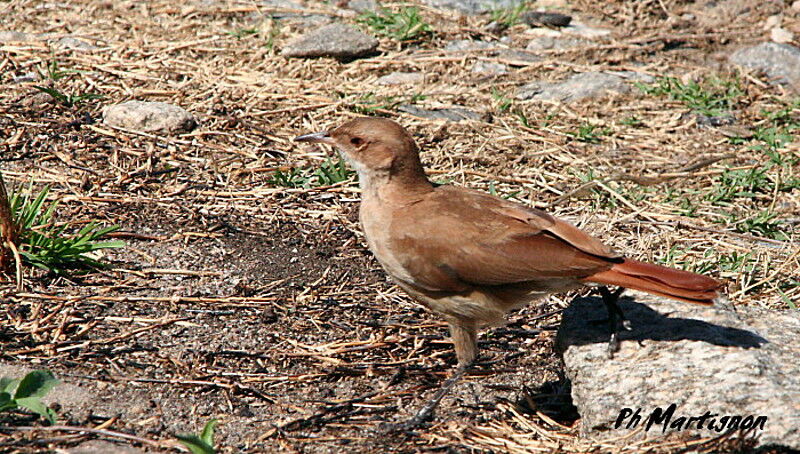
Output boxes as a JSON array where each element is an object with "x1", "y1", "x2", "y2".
[{"x1": 582, "y1": 258, "x2": 723, "y2": 305}]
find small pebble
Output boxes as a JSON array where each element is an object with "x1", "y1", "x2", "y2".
[{"x1": 771, "y1": 27, "x2": 794, "y2": 44}]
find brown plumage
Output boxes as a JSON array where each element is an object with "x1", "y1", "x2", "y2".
[{"x1": 295, "y1": 117, "x2": 723, "y2": 365}]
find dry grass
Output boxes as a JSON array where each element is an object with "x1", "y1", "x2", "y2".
[{"x1": 0, "y1": 0, "x2": 798, "y2": 452}]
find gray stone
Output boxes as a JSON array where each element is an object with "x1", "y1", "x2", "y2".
[
  {"x1": 606, "y1": 70, "x2": 655, "y2": 84},
  {"x1": 257, "y1": 0, "x2": 332, "y2": 29},
  {"x1": 517, "y1": 71, "x2": 629, "y2": 102},
  {"x1": 376, "y1": 71, "x2": 425, "y2": 86},
  {"x1": 562, "y1": 21, "x2": 611, "y2": 39},
  {"x1": 343, "y1": 0, "x2": 379, "y2": 12},
  {"x1": 729, "y1": 42, "x2": 800, "y2": 86},
  {"x1": 261, "y1": 0, "x2": 308, "y2": 19},
  {"x1": 0, "y1": 31, "x2": 37, "y2": 43},
  {"x1": 771, "y1": 27, "x2": 794, "y2": 44},
  {"x1": 444, "y1": 39, "x2": 501, "y2": 53},
  {"x1": 103, "y1": 101, "x2": 197, "y2": 134},
  {"x1": 471, "y1": 61, "x2": 508, "y2": 76},
  {"x1": 56, "y1": 37, "x2": 99, "y2": 51},
  {"x1": 397, "y1": 105, "x2": 486, "y2": 122},
  {"x1": 287, "y1": 15, "x2": 334, "y2": 29},
  {"x1": 281, "y1": 23, "x2": 378, "y2": 59},
  {"x1": 694, "y1": 113, "x2": 736, "y2": 127},
  {"x1": 22, "y1": 90, "x2": 55, "y2": 108},
  {"x1": 526, "y1": 36, "x2": 586, "y2": 51},
  {"x1": 497, "y1": 49, "x2": 540, "y2": 64},
  {"x1": 557, "y1": 292, "x2": 799, "y2": 450},
  {"x1": 12, "y1": 72, "x2": 39, "y2": 83},
  {"x1": 422, "y1": 0, "x2": 524, "y2": 15}
]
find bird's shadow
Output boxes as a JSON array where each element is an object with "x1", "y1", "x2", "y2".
[{"x1": 556, "y1": 295, "x2": 768, "y2": 352}]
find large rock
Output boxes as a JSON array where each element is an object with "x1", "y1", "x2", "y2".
[
  {"x1": 557, "y1": 292, "x2": 799, "y2": 450},
  {"x1": 281, "y1": 23, "x2": 378, "y2": 60},
  {"x1": 729, "y1": 42, "x2": 800, "y2": 87},
  {"x1": 517, "y1": 71, "x2": 630, "y2": 102},
  {"x1": 103, "y1": 101, "x2": 197, "y2": 134}
]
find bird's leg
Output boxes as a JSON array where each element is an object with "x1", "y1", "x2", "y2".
[
  {"x1": 397, "y1": 363, "x2": 468, "y2": 432},
  {"x1": 450, "y1": 321, "x2": 477, "y2": 366},
  {"x1": 383, "y1": 322, "x2": 475, "y2": 433},
  {"x1": 598, "y1": 286, "x2": 631, "y2": 357}
]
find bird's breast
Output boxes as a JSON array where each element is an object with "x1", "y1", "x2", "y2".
[{"x1": 359, "y1": 200, "x2": 417, "y2": 285}]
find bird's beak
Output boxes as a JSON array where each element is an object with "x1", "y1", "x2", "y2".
[{"x1": 294, "y1": 131, "x2": 333, "y2": 144}]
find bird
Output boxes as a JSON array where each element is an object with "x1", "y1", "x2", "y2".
[{"x1": 295, "y1": 117, "x2": 723, "y2": 428}]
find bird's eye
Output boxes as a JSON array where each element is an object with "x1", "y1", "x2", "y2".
[{"x1": 350, "y1": 137, "x2": 364, "y2": 146}]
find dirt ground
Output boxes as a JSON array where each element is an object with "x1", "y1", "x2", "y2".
[{"x1": 1, "y1": 0, "x2": 798, "y2": 452}]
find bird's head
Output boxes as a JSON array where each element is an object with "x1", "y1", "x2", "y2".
[{"x1": 294, "y1": 117, "x2": 427, "y2": 186}]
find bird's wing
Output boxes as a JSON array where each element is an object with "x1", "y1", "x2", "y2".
[{"x1": 388, "y1": 186, "x2": 620, "y2": 291}]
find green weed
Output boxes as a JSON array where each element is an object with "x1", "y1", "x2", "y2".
[
  {"x1": 265, "y1": 21, "x2": 282, "y2": 51},
  {"x1": 571, "y1": 169, "x2": 614, "y2": 209},
  {"x1": 268, "y1": 159, "x2": 354, "y2": 188},
  {"x1": 490, "y1": 89, "x2": 532, "y2": 127},
  {"x1": 491, "y1": 88, "x2": 513, "y2": 112},
  {"x1": 39, "y1": 58, "x2": 81, "y2": 81},
  {"x1": 487, "y1": 181, "x2": 522, "y2": 200},
  {"x1": 349, "y1": 92, "x2": 426, "y2": 115},
  {"x1": 227, "y1": 27, "x2": 258, "y2": 39},
  {"x1": 0, "y1": 370, "x2": 59, "y2": 424},
  {"x1": 489, "y1": 2, "x2": 527, "y2": 27},
  {"x1": 177, "y1": 419, "x2": 218, "y2": 454},
  {"x1": 637, "y1": 76, "x2": 743, "y2": 117},
  {"x1": 721, "y1": 210, "x2": 789, "y2": 241},
  {"x1": 267, "y1": 167, "x2": 307, "y2": 188},
  {"x1": 358, "y1": 7, "x2": 432, "y2": 41},
  {"x1": 659, "y1": 245, "x2": 757, "y2": 278},
  {"x1": 777, "y1": 288, "x2": 797, "y2": 310},
  {"x1": 10, "y1": 185, "x2": 125, "y2": 274},
  {"x1": 32, "y1": 85, "x2": 103, "y2": 108},
  {"x1": 621, "y1": 116, "x2": 644, "y2": 127},
  {"x1": 569, "y1": 123, "x2": 611, "y2": 144},
  {"x1": 706, "y1": 166, "x2": 771, "y2": 205}
]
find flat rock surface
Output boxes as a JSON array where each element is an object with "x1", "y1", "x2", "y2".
[
  {"x1": 103, "y1": 101, "x2": 197, "y2": 134},
  {"x1": 557, "y1": 291, "x2": 800, "y2": 450},
  {"x1": 729, "y1": 42, "x2": 800, "y2": 87},
  {"x1": 281, "y1": 23, "x2": 378, "y2": 59},
  {"x1": 517, "y1": 71, "x2": 630, "y2": 102}
]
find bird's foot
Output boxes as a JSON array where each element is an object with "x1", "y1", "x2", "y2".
[
  {"x1": 378, "y1": 364, "x2": 468, "y2": 434},
  {"x1": 599, "y1": 286, "x2": 632, "y2": 358}
]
